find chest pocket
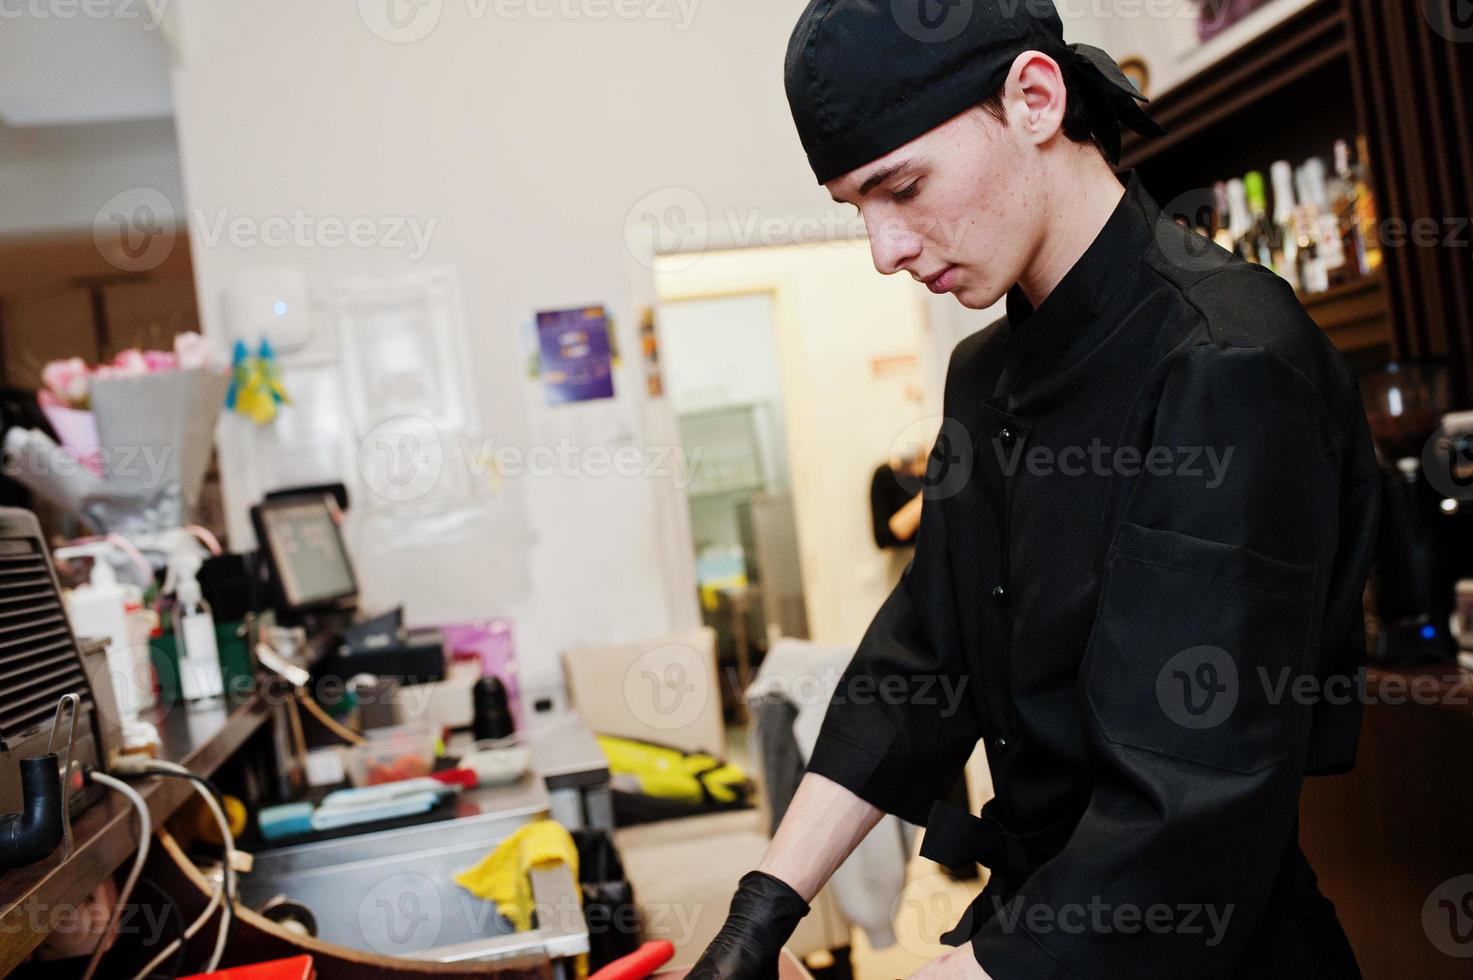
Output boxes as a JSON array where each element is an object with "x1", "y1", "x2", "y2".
[{"x1": 1082, "y1": 521, "x2": 1319, "y2": 775}]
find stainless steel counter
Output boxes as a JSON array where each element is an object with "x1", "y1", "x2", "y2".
[{"x1": 241, "y1": 762, "x2": 590, "y2": 964}]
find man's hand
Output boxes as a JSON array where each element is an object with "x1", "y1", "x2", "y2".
[
  {"x1": 684, "y1": 870, "x2": 810, "y2": 980},
  {"x1": 908, "y1": 941, "x2": 993, "y2": 980}
]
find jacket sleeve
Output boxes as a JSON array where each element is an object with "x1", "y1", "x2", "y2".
[
  {"x1": 805, "y1": 425, "x2": 983, "y2": 827},
  {"x1": 971, "y1": 344, "x2": 1344, "y2": 979}
]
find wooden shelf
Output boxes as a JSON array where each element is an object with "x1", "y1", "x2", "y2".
[
  {"x1": 1121, "y1": 0, "x2": 1351, "y2": 170},
  {"x1": 0, "y1": 689, "x2": 276, "y2": 975},
  {"x1": 1121, "y1": 0, "x2": 1473, "y2": 394},
  {"x1": 1299, "y1": 269, "x2": 1390, "y2": 356},
  {"x1": 1118, "y1": 0, "x2": 1392, "y2": 361}
]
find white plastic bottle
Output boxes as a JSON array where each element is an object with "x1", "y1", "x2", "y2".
[
  {"x1": 60, "y1": 547, "x2": 154, "y2": 716},
  {"x1": 175, "y1": 567, "x2": 224, "y2": 702}
]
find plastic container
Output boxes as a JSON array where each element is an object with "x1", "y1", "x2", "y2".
[
  {"x1": 59, "y1": 546, "x2": 155, "y2": 716},
  {"x1": 438, "y1": 620, "x2": 523, "y2": 732},
  {"x1": 175, "y1": 569, "x2": 223, "y2": 702},
  {"x1": 343, "y1": 722, "x2": 438, "y2": 787}
]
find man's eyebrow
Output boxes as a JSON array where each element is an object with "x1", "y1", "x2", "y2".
[{"x1": 831, "y1": 160, "x2": 917, "y2": 205}]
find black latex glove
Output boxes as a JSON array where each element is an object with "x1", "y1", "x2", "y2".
[{"x1": 685, "y1": 869, "x2": 811, "y2": 980}]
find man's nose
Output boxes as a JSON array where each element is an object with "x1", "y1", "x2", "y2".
[{"x1": 865, "y1": 213, "x2": 921, "y2": 276}]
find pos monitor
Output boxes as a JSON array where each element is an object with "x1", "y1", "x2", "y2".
[{"x1": 251, "y1": 492, "x2": 359, "y2": 618}]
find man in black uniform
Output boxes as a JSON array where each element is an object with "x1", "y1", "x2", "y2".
[{"x1": 687, "y1": 2, "x2": 1379, "y2": 978}]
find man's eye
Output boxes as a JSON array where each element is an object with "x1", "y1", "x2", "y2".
[{"x1": 893, "y1": 182, "x2": 920, "y2": 201}]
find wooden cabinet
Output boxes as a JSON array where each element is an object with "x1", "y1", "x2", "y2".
[{"x1": 1122, "y1": 0, "x2": 1473, "y2": 391}]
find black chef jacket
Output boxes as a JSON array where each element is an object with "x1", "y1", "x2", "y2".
[{"x1": 804, "y1": 171, "x2": 1380, "y2": 978}]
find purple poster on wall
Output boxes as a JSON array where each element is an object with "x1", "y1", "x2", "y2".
[
  {"x1": 536, "y1": 305, "x2": 615, "y2": 404},
  {"x1": 1195, "y1": 0, "x2": 1273, "y2": 42}
]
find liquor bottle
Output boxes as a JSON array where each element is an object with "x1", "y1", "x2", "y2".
[
  {"x1": 1213, "y1": 182, "x2": 1237, "y2": 253},
  {"x1": 1330, "y1": 140, "x2": 1367, "y2": 284},
  {"x1": 1270, "y1": 161, "x2": 1301, "y2": 292},
  {"x1": 1292, "y1": 164, "x2": 1328, "y2": 295},
  {"x1": 1298, "y1": 157, "x2": 1346, "y2": 288},
  {"x1": 1354, "y1": 135, "x2": 1383, "y2": 274},
  {"x1": 1226, "y1": 178, "x2": 1256, "y2": 264},
  {"x1": 1243, "y1": 171, "x2": 1278, "y2": 270}
]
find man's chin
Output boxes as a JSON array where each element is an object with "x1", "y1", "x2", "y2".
[{"x1": 952, "y1": 284, "x2": 1004, "y2": 310}]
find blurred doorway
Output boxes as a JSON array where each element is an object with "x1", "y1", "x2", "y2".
[{"x1": 653, "y1": 238, "x2": 931, "y2": 721}]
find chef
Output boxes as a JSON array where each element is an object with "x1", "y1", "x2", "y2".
[{"x1": 686, "y1": 1, "x2": 1379, "y2": 978}]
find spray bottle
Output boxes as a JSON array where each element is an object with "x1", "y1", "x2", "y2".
[{"x1": 173, "y1": 554, "x2": 224, "y2": 702}]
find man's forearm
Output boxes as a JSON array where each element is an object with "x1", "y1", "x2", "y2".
[
  {"x1": 756, "y1": 771, "x2": 884, "y2": 901},
  {"x1": 888, "y1": 493, "x2": 924, "y2": 543}
]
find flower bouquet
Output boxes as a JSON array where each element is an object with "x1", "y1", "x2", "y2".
[{"x1": 6, "y1": 333, "x2": 231, "y2": 535}]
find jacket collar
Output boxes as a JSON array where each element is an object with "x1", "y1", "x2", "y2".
[{"x1": 995, "y1": 170, "x2": 1159, "y2": 397}]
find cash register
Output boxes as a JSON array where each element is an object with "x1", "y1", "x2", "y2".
[{"x1": 250, "y1": 490, "x2": 446, "y2": 684}]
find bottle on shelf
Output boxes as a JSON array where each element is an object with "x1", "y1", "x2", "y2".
[
  {"x1": 1330, "y1": 139, "x2": 1371, "y2": 284},
  {"x1": 1298, "y1": 157, "x2": 1346, "y2": 290},
  {"x1": 1270, "y1": 161, "x2": 1301, "y2": 292},
  {"x1": 1213, "y1": 182, "x2": 1238, "y2": 254},
  {"x1": 1225, "y1": 178, "x2": 1256, "y2": 264},
  {"x1": 1354, "y1": 134, "x2": 1383, "y2": 274},
  {"x1": 1291, "y1": 164, "x2": 1328, "y2": 295},
  {"x1": 174, "y1": 557, "x2": 224, "y2": 703},
  {"x1": 1190, "y1": 134, "x2": 1381, "y2": 295},
  {"x1": 1242, "y1": 171, "x2": 1278, "y2": 270}
]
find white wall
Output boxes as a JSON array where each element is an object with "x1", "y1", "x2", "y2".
[
  {"x1": 0, "y1": 118, "x2": 185, "y2": 235},
  {"x1": 1061, "y1": 0, "x2": 1316, "y2": 99},
  {"x1": 163, "y1": 0, "x2": 857, "y2": 695}
]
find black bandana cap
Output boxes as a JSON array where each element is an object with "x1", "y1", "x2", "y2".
[{"x1": 784, "y1": 0, "x2": 1166, "y2": 184}]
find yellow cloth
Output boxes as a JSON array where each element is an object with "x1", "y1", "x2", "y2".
[
  {"x1": 596, "y1": 733, "x2": 750, "y2": 804},
  {"x1": 453, "y1": 820, "x2": 587, "y2": 978}
]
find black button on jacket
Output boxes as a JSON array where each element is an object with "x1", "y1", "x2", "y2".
[{"x1": 804, "y1": 172, "x2": 1380, "y2": 977}]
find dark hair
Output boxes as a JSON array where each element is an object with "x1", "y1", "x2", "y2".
[{"x1": 973, "y1": 63, "x2": 1108, "y2": 159}]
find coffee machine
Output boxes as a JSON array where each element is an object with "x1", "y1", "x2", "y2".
[{"x1": 1360, "y1": 362, "x2": 1473, "y2": 665}]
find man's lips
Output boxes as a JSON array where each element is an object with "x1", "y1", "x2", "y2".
[{"x1": 923, "y1": 265, "x2": 959, "y2": 294}]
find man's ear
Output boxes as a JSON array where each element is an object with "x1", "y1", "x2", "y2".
[{"x1": 1001, "y1": 50, "x2": 1067, "y2": 148}]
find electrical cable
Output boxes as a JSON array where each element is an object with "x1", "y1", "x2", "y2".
[
  {"x1": 80, "y1": 771, "x2": 152, "y2": 980},
  {"x1": 116, "y1": 763, "x2": 236, "y2": 979},
  {"x1": 143, "y1": 766, "x2": 236, "y2": 976},
  {"x1": 182, "y1": 524, "x2": 223, "y2": 556},
  {"x1": 295, "y1": 687, "x2": 365, "y2": 744},
  {"x1": 132, "y1": 877, "x2": 190, "y2": 980}
]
